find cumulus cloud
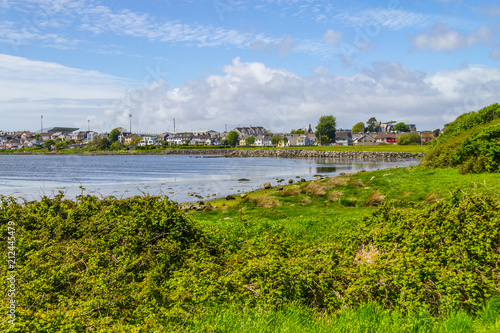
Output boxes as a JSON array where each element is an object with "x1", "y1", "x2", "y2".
[
  {"x1": 409, "y1": 24, "x2": 495, "y2": 52},
  {"x1": 3, "y1": 55, "x2": 500, "y2": 133},
  {"x1": 103, "y1": 58, "x2": 500, "y2": 133}
]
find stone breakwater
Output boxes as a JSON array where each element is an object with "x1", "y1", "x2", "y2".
[{"x1": 164, "y1": 149, "x2": 424, "y2": 159}]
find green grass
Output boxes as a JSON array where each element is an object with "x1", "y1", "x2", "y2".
[{"x1": 189, "y1": 165, "x2": 500, "y2": 242}]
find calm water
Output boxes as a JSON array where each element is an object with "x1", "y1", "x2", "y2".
[{"x1": 0, "y1": 154, "x2": 420, "y2": 202}]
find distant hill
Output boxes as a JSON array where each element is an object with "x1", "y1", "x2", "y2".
[{"x1": 424, "y1": 103, "x2": 500, "y2": 173}]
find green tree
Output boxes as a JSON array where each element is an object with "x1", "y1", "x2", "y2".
[
  {"x1": 366, "y1": 117, "x2": 380, "y2": 132},
  {"x1": 245, "y1": 136, "x2": 255, "y2": 146},
  {"x1": 282, "y1": 136, "x2": 288, "y2": 145},
  {"x1": 433, "y1": 128, "x2": 440, "y2": 138},
  {"x1": 35, "y1": 133, "x2": 40, "y2": 140},
  {"x1": 397, "y1": 132, "x2": 421, "y2": 145},
  {"x1": 271, "y1": 135, "x2": 281, "y2": 145},
  {"x1": 226, "y1": 131, "x2": 239, "y2": 146},
  {"x1": 95, "y1": 137, "x2": 111, "y2": 150},
  {"x1": 352, "y1": 122, "x2": 365, "y2": 133},
  {"x1": 44, "y1": 139, "x2": 55, "y2": 150},
  {"x1": 294, "y1": 129, "x2": 305, "y2": 134},
  {"x1": 109, "y1": 128, "x2": 120, "y2": 143},
  {"x1": 394, "y1": 122, "x2": 410, "y2": 132},
  {"x1": 315, "y1": 115, "x2": 336, "y2": 143},
  {"x1": 110, "y1": 141, "x2": 125, "y2": 150}
]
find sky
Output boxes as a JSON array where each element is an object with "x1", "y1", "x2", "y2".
[{"x1": 1, "y1": 0, "x2": 500, "y2": 134}]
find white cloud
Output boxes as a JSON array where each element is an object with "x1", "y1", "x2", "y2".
[
  {"x1": 323, "y1": 29, "x2": 341, "y2": 45},
  {"x1": 409, "y1": 24, "x2": 495, "y2": 52},
  {"x1": 0, "y1": 54, "x2": 132, "y2": 131},
  {"x1": 102, "y1": 58, "x2": 500, "y2": 133}
]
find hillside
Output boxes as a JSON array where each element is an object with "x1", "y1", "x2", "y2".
[{"x1": 424, "y1": 103, "x2": 500, "y2": 173}]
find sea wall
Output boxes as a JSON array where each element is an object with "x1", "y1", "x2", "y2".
[{"x1": 164, "y1": 149, "x2": 424, "y2": 159}]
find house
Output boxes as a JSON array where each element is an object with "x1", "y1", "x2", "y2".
[
  {"x1": 373, "y1": 133, "x2": 397, "y2": 144},
  {"x1": 39, "y1": 133, "x2": 52, "y2": 142},
  {"x1": 353, "y1": 134, "x2": 377, "y2": 145},
  {"x1": 238, "y1": 135, "x2": 250, "y2": 146},
  {"x1": 122, "y1": 134, "x2": 139, "y2": 145},
  {"x1": 168, "y1": 132, "x2": 194, "y2": 145},
  {"x1": 5, "y1": 139, "x2": 20, "y2": 149},
  {"x1": 288, "y1": 134, "x2": 313, "y2": 146},
  {"x1": 306, "y1": 133, "x2": 318, "y2": 145},
  {"x1": 254, "y1": 135, "x2": 272, "y2": 146},
  {"x1": 138, "y1": 135, "x2": 157, "y2": 147},
  {"x1": 190, "y1": 135, "x2": 211, "y2": 145},
  {"x1": 301, "y1": 124, "x2": 313, "y2": 133},
  {"x1": 71, "y1": 131, "x2": 89, "y2": 142},
  {"x1": 335, "y1": 131, "x2": 353, "y2": 146},
  {"x1": 379, "y1": 122, "x2": 396, "y2": 133}
]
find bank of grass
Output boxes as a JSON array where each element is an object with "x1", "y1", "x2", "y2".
[{"x1": 190, "y1": 166, "x2": 500, "y2": 242}]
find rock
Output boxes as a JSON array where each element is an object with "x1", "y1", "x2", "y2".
[
  {"x1": 187, "y1": 193, "x2": 193, "y2": 196},
  {"x1": 277, "y1": 186, "x2": 283, "y2": 191},
  {"x1": 300, "y1": 178, "x2": 306, "y2": 182},
  {"x1": 238, "y1": 178, "x2": 250, "y2": 181},
  {"x1": 263, "y1": 182, "x2": 272, "y2": 189},
  {"x1": 226, "y1": 195, "x2": 235, "y2": 200},
  {"x1": 240, "y1": 193, "x2": 247, "y2": 198},
  {"x1": 288, "y1": 179, "x2": 294, "y2": 184}
]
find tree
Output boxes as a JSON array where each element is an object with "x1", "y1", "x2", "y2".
[
  {"x1": 245, "y1": 136, "x2": 255, "y2": 146},
  {"x1": 109, "y1": 128, "x2": 120, "y2": 143},
  {"x1": 283, "y1": 136, "x2": 288, "y2": 145},
  {"x1": 35, "y1": 133, "x2": 40, "y2": 140},
  {"x1": 397, "y1": 132, "x2": 421, "y2": 145},
  {"x1": 315, "y1": 115, "x2": 336, "y2": 143},
  {"x1": 294, "y1": 129, "x2": 305, "y2": 134},
  {"x1": 271, "y1": 135, "x2": 281, "y2": 146},
  {"x1": 95, "y1": 137, "x2": 111, "y2": 150},
  {"x1": 394, "y1": 122, "x2": 410, "y2": 132},
  {"x1": 366, "y1": 117, "x2": 380, "y2": 132},
  {"x1": 433, "y1": 128, "x2": 440, "y2": 138},
  {"x1": 44, "y1": 139, "x2": 55, "y2": 150},
  {"x1": 352, "y1": 122, "x2": 365, "y2": 133},
  {"x1": 226, "y1": 131, "x2": 239, "y2": 146}
]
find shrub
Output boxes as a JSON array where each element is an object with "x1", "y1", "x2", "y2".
[{"x1": 397, "y1": 132, "x2": 421, "y2": 145}]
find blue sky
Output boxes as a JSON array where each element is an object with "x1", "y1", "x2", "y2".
[{"x1": 1, "y1": 0, "x2": 500, "y2": 133}]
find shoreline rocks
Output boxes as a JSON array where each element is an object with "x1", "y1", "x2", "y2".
[{"x1": 164, "y1": 148, "x2": 424, "y2": 159}]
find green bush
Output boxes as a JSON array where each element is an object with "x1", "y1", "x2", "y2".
[{"x1": 397, "y1": 132, "x2": 421, "y2": 145}]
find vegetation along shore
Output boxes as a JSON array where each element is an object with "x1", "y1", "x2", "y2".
[{"x1": 1, "y1": 103, "x2": 500, "y2": 332}]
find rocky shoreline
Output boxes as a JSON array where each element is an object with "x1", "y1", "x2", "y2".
[{"x1": 164, "y1": 148, "x2": 424, "y2": 159}]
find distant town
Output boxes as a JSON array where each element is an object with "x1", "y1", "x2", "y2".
[{"x1": 0, "y1": 120, "x2": 439, "y2": 151}]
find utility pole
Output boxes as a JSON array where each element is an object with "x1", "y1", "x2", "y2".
[
  {"x1": 87, "y1": 119, "x2": 90, "y2": 132},
  {"x1": 40, "y1": 115, "x2": 43, "y2": 133},
  {"x1": 129, "y1": 114, "x2": 132, "y2": 133},
  {"x1": 173, "y1": 118, "x2": 176, "y2": 133}
]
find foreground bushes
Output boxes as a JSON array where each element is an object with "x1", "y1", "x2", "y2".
[
  {"x1": 425, "y1": 103, "x2": 500, "y2": 173},
  {"x1": 1, "y1": 189, "x2": 499, "y2": 331}
]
